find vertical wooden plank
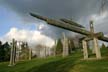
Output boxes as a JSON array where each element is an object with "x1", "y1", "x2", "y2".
[{"x1": 82, "y1": 40, "x2": 88, "y2": 59}]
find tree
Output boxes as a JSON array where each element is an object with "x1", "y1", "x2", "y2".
[
  {"x1": 0, "y1": 42, "x2": 10, "y2": 62},
  {"x1": 0, "y1": 41, "x2": 2, "y2": 46},
  {"x1": 0, "y1": 41, "x2": 4, "y2": 61},
  {"x1": 68, "y1": 38, "x2": 75, "y2": 54},
  {"x1": 56, "y1": 39, "x2": 63, "y2": 55},
  {"x1": 20, "y1": 42, "x2": 29, "y2": 60},
  {"x1": 101, "y1": 43, "x2": 106, "y2": 48},
  {"x1": 3, "y1": 42, "x2": 10, "y2": 61}
]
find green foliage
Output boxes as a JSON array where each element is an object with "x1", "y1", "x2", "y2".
[
  {"x1": 0, "y1": 52, "x2": 82, "y2": 72},
  {"x1": 101, "y1": 43, "x2": 106, "y2": 49},
  {"x1": 68, "y1": 39, "x2": 75, "y2": 54},
  {"x1": 20, "y1": 42, "x2": 29, "y2": 60},
  {"x1": 0, "y1": 47, "x2": 108, "y2": 72},
  {"x1": 56, "y1": 39, "x2": 63, "y2": 55},
  {"x1": 0, "y1": 42, "x2": 10, "y2": 62}
]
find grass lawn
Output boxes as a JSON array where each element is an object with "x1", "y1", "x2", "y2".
[{"x1": 0, "y1": 48, "x2": 108, "y2": 72}]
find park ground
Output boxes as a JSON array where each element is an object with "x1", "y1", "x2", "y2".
[{"x1": 0, "y1": 48, "x2": 108, "y2": 72}]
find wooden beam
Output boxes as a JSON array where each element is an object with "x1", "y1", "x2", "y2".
[{"x1": 30, "y1": 13, "x2": 108, "y2": 42}]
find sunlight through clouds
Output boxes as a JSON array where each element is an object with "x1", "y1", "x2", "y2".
[
  {"x1": 90, "y1": 11, "x2": 108, "y2": 24},
  {"x1": 0, "y1": 27, "x2": 55, "y2": 48}
]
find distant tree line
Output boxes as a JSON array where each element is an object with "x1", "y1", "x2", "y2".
[
  {"x1": 0, "y1": 41, "x2": 10, "y2": 62},
  {"x1": 20, "y1": 42, "x2": 30, "y2": 60},
  {"x1": 55, "y1": 38, "x2": 76, "y2": 55}
]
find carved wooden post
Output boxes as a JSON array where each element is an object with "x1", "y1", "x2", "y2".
[
  {"x1": 12, "y1": 39, "x2": 15, "y2": 65},
  {"x1": 82, "y1": 40, "x2": 88, "y2": 59},
  {"x1": 9, "y1": 39, "x2": 16, "y2": 66},
  {"x1": 43, "y1": 46, "x2": 46, "y2": 58},
  {"x1": 92, "y1": 42, "x2": 96, "y2": 54},
  {"x1": 90, "y1": 20, "x2": 101, "y2": 59},
  {"x1": 17, "y1": 41, "x2": 22, "y2": 61},
  {"x1": 17, "y1": 47, "x2": 20, "y2": 62},
  {"x1": 48, "y1": 47, "x2": 50, "y2": 56},
  {"x1": 62, "y1": 33, "x2": 69, "y2": 57},
  {"x1": 93, "y1": 37, "x2": 101, "y2": 59},
  {"x1": 15, "y1": 42, "x2": 19, "y2": 62},
  {"x1": 9, "y1": 42, "x2": 13, "y2": 66},
  {"x1": 29, "y1": 48, "x2": 32, "y2": 60},
  {"x1": 90, "y1": 20, "x2": 95, "y2": 54}
]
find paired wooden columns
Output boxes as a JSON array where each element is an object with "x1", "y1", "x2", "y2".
[
  {"x1": 82, "y1": 20, "x2": 101, "y2": 60},
  {"x1": 82, "y1": 37, "x2": 101, "y2": 59}
]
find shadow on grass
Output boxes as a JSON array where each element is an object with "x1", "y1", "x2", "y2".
[{"x1": 27, "y1": 56, "x2": 79, "y2": 72}]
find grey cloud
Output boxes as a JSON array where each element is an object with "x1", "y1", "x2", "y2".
[
  {"x1": 2, "y1": 0, "x2": 101, "y2": 19},
  {"x1": 1, "y1": 0, "x2": 108, "y2": 39}
]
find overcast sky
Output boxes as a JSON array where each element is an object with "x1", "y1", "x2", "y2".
[{"x1": 0, "y1": 0, "x2": 108, "y2": 46}]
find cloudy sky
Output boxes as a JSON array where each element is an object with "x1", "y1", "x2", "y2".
[{"x1": 0, "y1": 0, "x2": 108, "y2": 47}]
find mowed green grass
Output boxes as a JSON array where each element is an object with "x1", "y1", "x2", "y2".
[{"x1": 0, "y1": 48, "x2": 108, "y2": 72}]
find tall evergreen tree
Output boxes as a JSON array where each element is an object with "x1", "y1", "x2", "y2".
[
  {"x1": 68, "y1": 39, "x2": 75, "y2": 54},
  {"x1": 56, "y1": 39, "x2": 63, "y2": 55},
  {"x1": 101, "y1": 43, "x2": 106, "y2": 48},
  {"x1": 0, "y1": 42, "x2": 10, "y2": 62}
]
